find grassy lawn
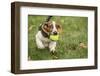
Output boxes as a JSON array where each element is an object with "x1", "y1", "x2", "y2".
[{"x1": 28, "y1": 15, "x2": 88, "y2": 60}]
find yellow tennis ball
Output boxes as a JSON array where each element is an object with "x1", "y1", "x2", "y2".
[{"x1": 50, "y1": 35, "x2": 59, "y2": 41}]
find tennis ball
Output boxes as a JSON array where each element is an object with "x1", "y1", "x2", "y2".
[{"x1": 50, "y1": 35, "x2": 59, "y2": 41}]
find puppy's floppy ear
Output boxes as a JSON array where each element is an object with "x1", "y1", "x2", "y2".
[
  {"x1": 43, "y1": 22, "x2": 48, "y2": 29},
  {"x1": 56, "y1": 24, "x2": 62, "y2": 33},
  {"x1": 42, "y1": 22, "x2": 50, "y2": 34},
  {"x1": 43, "y1": 21, "x2": 52, "y2": 31},
  {"x1": 55, "y1": 17, "x2": 62, "y2": 33}
]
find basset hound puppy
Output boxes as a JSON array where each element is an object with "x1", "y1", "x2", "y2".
[{"x1": 35, "y1": 21, "x2": 62, "y2": 54}]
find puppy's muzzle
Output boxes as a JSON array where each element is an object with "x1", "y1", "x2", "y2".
[{"x1": 53, "y1": 31, "x2": 58, "y2": 35}]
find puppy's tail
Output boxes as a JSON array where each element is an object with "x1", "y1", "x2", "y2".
[{"x1": 45, "y1": 16, "x2": 53, "y2": 22}]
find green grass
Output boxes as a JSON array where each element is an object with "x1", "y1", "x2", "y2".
[{"x1": 28, "y1": 15, "x2": 88, "y2": 60}]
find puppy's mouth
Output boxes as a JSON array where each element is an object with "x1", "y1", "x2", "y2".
[{"x1": 51, "y1": 31, "x2": 58, "y2": 35}]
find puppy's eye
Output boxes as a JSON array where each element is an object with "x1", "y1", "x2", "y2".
[
  {"x1": 56, "y1": 24, "x2": 61, "y2": 29},
  {"x1": 47, "y1": 24, "x2": 52, "y2": 28}
]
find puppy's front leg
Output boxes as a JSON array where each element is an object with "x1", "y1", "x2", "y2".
[
  {"x1": 35, "y1": 35, "x2": 45, "y2": 49},
  {"x1": 49, "y1": 41, "x2": 56, "y2": 52}
]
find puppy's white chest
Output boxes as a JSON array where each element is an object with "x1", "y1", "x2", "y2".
[{"x1": 36, "y1": 31, "x2": 57, "y2": 51}]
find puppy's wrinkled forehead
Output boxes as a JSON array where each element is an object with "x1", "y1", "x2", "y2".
[
  {"x1": 52, "y1": 21, "x2": 56, "y2": 26},
  {"x1": 52, "y1": 21, "x2": 57, "y2": 31},
  {"x1": 50, "y1": 21, "x2": 61, "y2": 29}
]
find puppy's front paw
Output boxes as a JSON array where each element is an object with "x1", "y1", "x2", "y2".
[
  {"x1": 50, "y1": 51, "x2": 58, "y2": 59},
  {"x1": 50, "y1": 47, "x2": 55, "y2": 52}
]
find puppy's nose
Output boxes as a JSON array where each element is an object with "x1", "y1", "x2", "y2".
[{"x1": 53, "y1": 31, "x2": 57, "y2": 35}]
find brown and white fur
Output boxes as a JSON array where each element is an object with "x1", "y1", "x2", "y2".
[{"x1": 35, "y1": 21, "x2": 61, "y2": 53}]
